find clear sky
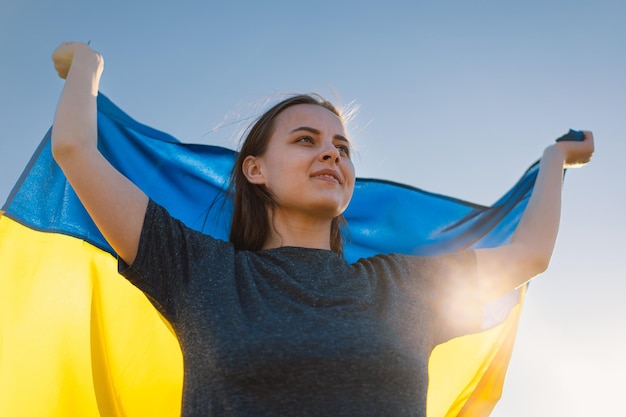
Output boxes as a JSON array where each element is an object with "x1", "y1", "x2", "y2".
[{"x1": 1, "y1": 1, "x2": 624, "y2": 415}]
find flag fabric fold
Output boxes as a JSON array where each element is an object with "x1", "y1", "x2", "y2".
[{"x1": 1, "y1": 93, "x2": 542, "y2": 416}]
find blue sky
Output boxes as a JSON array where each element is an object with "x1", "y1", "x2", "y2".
[{"x1": 1, "y1": 1, "x2": 625, "y2": 415}]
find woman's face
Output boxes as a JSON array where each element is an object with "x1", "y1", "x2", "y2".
[{"x1": 244, "y1": 104, "x2": 355, "y2": 220}]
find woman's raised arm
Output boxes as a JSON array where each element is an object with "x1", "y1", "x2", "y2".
[
  {"x1": 474, "y1": 132, "x2": 594, "y2": 303},
  {"x1": 51, "y1": 42, "x2": 148, "y2": 265}
]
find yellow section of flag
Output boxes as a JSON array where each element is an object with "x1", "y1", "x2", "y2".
[
  {"x1": 428, "y1": 289, "x2": 524, "y2": 417},
  {"x1": 0, "y1": 215, "x2": 182, "y2": 416}
]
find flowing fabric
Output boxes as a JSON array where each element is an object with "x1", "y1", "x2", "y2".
[{"x1": 0, "y1": 94, "x2": 567, "y2": 416}]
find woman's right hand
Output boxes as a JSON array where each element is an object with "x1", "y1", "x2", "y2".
[{"x1": 52, "y1": 42, "x2": 101, "y2": 79}]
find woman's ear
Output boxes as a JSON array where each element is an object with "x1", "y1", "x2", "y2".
[{"x1": 242, "y1": 155, "x2": 265, "y2": 184}]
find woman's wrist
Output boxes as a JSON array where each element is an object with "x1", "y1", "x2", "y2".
[
  {"x1": 542, "y1": 144, "x2": 566, "y2": 168},
  {"x1": 64, "y1": 46, "x2": 103, "y2": 96}
]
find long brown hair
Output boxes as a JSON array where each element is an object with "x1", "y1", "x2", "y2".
[{"x1": 229, "y1": 94, "x2": 347, "y2": 255}]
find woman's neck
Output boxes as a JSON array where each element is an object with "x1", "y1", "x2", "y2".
[{"x1": 262, "y1": 208, "x2": 333, "y2": 250}]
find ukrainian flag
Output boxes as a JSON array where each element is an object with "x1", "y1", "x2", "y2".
[{"x1": 1, "y1": 94, "x2": 546, "y2": 416}]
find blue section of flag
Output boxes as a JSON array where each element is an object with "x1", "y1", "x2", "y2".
[{"x1": 3, "y1": 94, "x2": 561, "y2": 264}]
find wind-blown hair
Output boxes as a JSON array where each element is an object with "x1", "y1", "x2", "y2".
[{"x1": 229, "y1": 94, "x2": 347, "y2": 255}]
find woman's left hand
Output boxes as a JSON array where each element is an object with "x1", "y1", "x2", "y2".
[{"x1": 555, "y1": 130, "x2": 595, "y2": 168}]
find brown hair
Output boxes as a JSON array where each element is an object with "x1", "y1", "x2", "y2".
[{"x1": 229, "y1": 94, "x2": 347, "y2": 255}]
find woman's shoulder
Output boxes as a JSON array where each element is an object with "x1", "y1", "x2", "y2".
[{"x1": 352, "y1": 249, "x2": 476, "y2": 281}]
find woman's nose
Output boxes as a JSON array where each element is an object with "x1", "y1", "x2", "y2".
[{"x1": 320, "y1": 144, "x2": 340, "y2": 163}]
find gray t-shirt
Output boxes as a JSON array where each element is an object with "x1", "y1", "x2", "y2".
[{"x1": 120, "y1": 200, "x2": 480, "y2": 417}]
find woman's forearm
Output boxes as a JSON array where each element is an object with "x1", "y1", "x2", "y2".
[
  {"x1": 51, "y1": 46, "x2": 103, "y2": 160},
  {"x1": 509, "y1": 145, "x2": 566, "y2": 276},
  {"x1": 475, "y1": 133, "x2": 593, "y2": 302}
]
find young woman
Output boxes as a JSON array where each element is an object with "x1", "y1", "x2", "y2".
[{"x1": 51, "y1": 42, "x2": 593, "y2": 417}]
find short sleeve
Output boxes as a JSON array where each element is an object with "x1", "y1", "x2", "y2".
[
  {"x1": 406, "y1": 250, "x2": 481, "y2": 345},
  {"x1": 119, "y1": 199, "x2": 235, "y2": 322}
]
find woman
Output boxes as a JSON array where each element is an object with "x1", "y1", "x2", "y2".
[{"x1": 51, "y1": 42, "x2": 593, "y2": 417}]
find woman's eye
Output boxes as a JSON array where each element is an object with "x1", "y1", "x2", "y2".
[
  {"x1": 298, "y1": 136, "x2": 314, "y2": 144},
  {"x1": 337, "y1": 145, "x2": 350, "y2": 157}
]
